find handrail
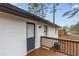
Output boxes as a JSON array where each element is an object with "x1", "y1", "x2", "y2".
[
  {"x1": 41, "y1": 36, "x2": 79, "y2": 43},
  {"x1": 41, "y1": 36, "x2": 79, "y2": 56}
]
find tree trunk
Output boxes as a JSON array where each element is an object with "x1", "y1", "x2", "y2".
[{"x1": 53, "y1": 3, "x2": 55, "y2": 23}]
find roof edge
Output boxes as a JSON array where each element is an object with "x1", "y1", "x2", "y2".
[{"x1": 0, "y1": 3, "x2": 61, "y2": 28}]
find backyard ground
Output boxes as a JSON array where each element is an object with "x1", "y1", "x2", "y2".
[{"x1": 65, "y1": 32, "x2": 79, "y2": 40}]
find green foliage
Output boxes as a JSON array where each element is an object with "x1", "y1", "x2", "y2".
[
  {"x1": 28, "y1": 3, "x2": 49, "y2": 18},
  {"x1": 28, "y1": 3, "x2": 60, "y2": 23},
  {"x1": 28, "y1": 3, "x2": 41, "y2": 16}
]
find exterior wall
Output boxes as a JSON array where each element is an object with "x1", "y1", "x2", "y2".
[
  {"x1": 0, "y1": 12, "x2": 58, "y2": 56},
  {"x1": 47, "y1": 26, "x2": 58, "y2": 38},
  {"x1": 0, "y1": 12, "x2": 26, "y2": 56},
  {"x1": 35, "y1": 24, "x2": 44, "y2": 49}
]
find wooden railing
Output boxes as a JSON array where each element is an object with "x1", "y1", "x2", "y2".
[{"x1": 40, "y1": 36, "x2": 79, "y2": 56}]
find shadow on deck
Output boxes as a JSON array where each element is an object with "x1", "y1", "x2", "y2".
[{"x1": 27, "y1": 48, "x2": 68, "y2": 56}]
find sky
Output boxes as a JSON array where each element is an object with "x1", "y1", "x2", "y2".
[{"x1": 12, "y1": 3, "x2": 79, "y2": 27}]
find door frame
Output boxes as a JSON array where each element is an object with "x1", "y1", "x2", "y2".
[{"x1": 26, "y1": 22, "x2": 35, "y2": 52}]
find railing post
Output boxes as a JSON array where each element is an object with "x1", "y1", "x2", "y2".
[
  {"x1": 73, "y1": 43, "x2": 74, "y2": 56},
  {"x1": 40, "y1": 36, "x2": 42, "y2": 48},
  {"x1": 76, "y1": 42, "x2": 78, "y2": 56},
  {"x1": 60, "y1": 40, "x2": 62, "y2": 51},
  {"x1": 62, "y1": 40, "x2": 64, "y2": 52},
  {"x1": 61, "y1": 40, "x2": 63, "y2": 51},
  {"x1": 70, "y1": 41, "x2": 71, "y2": 55},
  {"x1": 67, "y1": 41, "x2": 69, "y2": 54},
  {"x1": 63, "y1": 41, "x2": 65, "y2": 52}
]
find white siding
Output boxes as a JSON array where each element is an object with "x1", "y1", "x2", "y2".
[
  {"x1": 0, "y1": 12, "x2": 26, "y2": 56},
  {"x1": 35, "y1": 24, "x2": 44, "y2": 49},
  {"x1": 0, "y1": 12, "x2": 58, "y2": 56},
  {"x1": 47, "y1": 26, "x2": 58, "y2": 38},
  {"x1": 35, "y1": 25, "x2": 58, "y2": 49}
]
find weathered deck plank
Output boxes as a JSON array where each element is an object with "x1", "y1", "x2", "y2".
[{"x1": 27, "y1": 48, "x2": 68, "y2": 56}]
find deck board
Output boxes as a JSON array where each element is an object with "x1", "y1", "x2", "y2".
[{"x1": 27, "y1": 48, "x2": 68, "y2": 56}]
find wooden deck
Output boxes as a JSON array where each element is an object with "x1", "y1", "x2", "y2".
[{"x1": 27, "y1": 48, "x2": 68, "y2": 56}]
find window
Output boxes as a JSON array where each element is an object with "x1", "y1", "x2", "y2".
[
  {"x1": 44, "y1": 25, "x2": 48, "y2": 37},
  {"x1": 55, "y1": 28, "x2": 57, "y2": 34}
]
